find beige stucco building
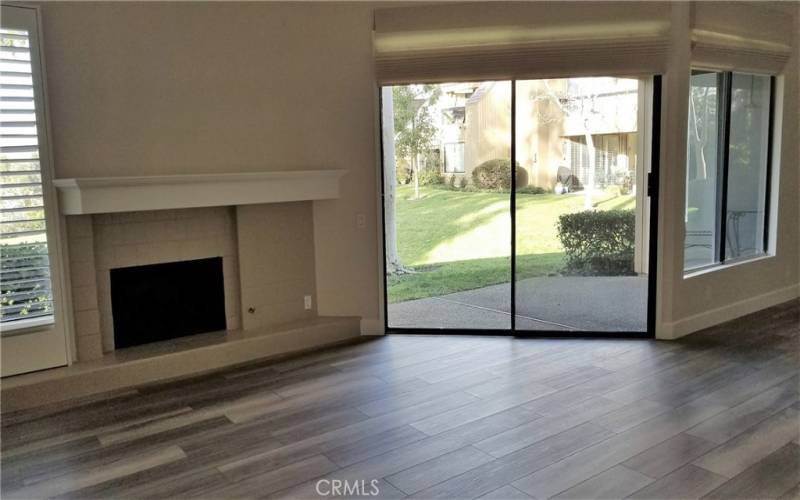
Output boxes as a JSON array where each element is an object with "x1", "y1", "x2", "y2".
[{"x1": 442, "y1": 78, "x2": 639, "y2": 190}]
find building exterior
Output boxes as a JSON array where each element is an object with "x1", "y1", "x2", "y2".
[{"x1": 437, "y1": 78, "x2": 639, "y2": 191}]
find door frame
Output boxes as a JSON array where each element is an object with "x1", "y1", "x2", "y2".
[{"x1": 378, "y1": 76, "x2": 662, "y2": 338}]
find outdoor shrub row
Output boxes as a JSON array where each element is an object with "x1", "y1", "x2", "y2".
[{"x1": 556, "y1": 209, "x2": 635, "y2": 276}]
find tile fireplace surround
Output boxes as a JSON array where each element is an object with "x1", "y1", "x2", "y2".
[
  {"x1": 55, "y1": 170, "x2": 353, "y2": 362},
  {"x1": 0, "y1": 171, "x2": 362, "y2": 412},
  {"x1": 66, "y1": 207, "x2": 245, "y2": 360},
  {"x1": 65, "y1": 201, "x2": 324, "y2": 361}
]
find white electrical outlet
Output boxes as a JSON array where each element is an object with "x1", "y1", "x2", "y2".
[{"x1": 304, "y1": 295, "x2": 312, "y2": 310}]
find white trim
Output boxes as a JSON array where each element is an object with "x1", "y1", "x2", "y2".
[
  {"x1": 360, "y1": 318, "x2": 384, "y2": 336},
  {"x1": 684, "y1": 254, "x2": 775, "y2": 280},
  {"x1": 53, "y1": 170, "x2": 347, "y2": 215},
  {"x1": 767, "y1": 75, "x2": 784, "y2": 256},
  {"x1": 374, "y1": 86, "x2": 387, "y2": 335},
  {"x1": 0, "y1": 315, "x2": 55, "y2": 335},
  {"x1": 37, "y1": 3, "x2": 74, "y2": 368},
  {"x1": 658, "y1": 283, "x2": 799, "y2": 340},
  {"x1": 634, "y1": 77, "x2": 652, "y2": 275}
]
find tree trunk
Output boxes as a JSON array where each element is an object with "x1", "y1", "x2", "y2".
[
  {"x1": 381, "y1": 87, "x2": 402, "y2": 272},
  {"x1": 413, "y1": 155, "x2": 420, "y2": 200},
  {"x1": 689, "y1": 90, "x2": 710, "y2": 179},
  {"x1": 584, "y1": 129, "x2": 596, "y2": 209}
]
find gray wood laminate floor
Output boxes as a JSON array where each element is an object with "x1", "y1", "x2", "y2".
[{"x1": 2, "y1": 300, "x2": 798, "y2": 499}]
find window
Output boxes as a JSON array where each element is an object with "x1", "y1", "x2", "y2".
[
  {"x1": 684, "y1": 71, "x2": 775, "y2": 272},
  {"x1": 443, "y1": 141, "x2": 465, "y2": 173},
  {"x1": 1, "y1": 27, "x2": 54, "y2": 326}
]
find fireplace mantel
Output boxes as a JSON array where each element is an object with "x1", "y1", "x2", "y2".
[{"x1": 53, "y1": 170, "x2": 347, "y2": 215}]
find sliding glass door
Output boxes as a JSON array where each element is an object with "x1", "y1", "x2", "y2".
[
  {"x1": 381, "y1": 82, "x2": 511, "y2": 330},
  {"x1": 513, "y1": 77, "x2": 650, "y2": 333},
  {"x1": 381, "y1": 76, "x2": 658, "y2": 335}
]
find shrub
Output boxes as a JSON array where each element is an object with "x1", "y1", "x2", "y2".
[
  {"x1": 418, "y1": 166, "x2": 443, "y2": 186},
  {"x1": 556, "y1": 209, "x2": 635, "y2": 276},
  {"x1": 459, "y1": 177, "x2": 468, "y2": 189},
  {"x1": 517, "y1": 185, "x2": 548, "y2": 195},
  {"x1": 471, "y1": 158, "x2": 524, "y2": 190},
  {"x1": 448, "y1": 175, "x2": 457, "y2": 188},
  {"x1": 1, "y1": 243, "x2": 52, "y2": 320},
  {"x1": 396, "y1": 166, "x2": 412, "y2": 185}
]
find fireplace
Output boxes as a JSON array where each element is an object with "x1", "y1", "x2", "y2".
[
  {"x1": 110, "y1": 257, "x2": 227, "y2": 349},
  {"x1": 64, "y1": 204, "x2": 317, "y2": 361}
]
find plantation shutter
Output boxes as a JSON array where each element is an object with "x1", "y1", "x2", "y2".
[
  {"x1": 1, "y1": 27, "x2": 54, "y2": 326},
  {"x1": 373, "y1": 2, "x2": 671, "y2": 85}
]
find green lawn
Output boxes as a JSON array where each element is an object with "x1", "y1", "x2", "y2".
[{"x1": 388, "y1": 184, "x2": 634, "y2": 303}]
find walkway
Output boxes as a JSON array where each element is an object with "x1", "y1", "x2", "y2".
[{"x1": 388, "y1": 276, "x2": 648, "y2": 331}]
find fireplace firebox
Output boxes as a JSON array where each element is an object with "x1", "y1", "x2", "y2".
[{"x1": 110, "y1": 257, "x2": 226, "y2": 349}]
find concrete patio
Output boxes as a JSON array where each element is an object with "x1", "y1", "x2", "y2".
[{"x1": 388, "y1": 275, "x2": 648, "y2": 332}]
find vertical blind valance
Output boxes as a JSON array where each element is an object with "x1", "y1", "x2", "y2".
[{"x1": 373, "y1": 2, "x2": 671, "y2": 84}]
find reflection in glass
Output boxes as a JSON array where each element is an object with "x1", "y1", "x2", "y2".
[
  {"x1": 684, "y1": 71, "x2": 721, "y2": 270},
  {"x1": 726, "y1": 73, "x2": 771, "y2": 260}
]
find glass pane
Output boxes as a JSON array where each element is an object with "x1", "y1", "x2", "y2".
[
  {"x1": 726, "y1": 73, "x2": 771, "y2": 260},
  {"x1": 515, "y1": 77, "x2": 647, "y2": 332},
  {"x1": 383, "y1": 82, "x2": 511, "y2": 330},
  {"x1": 684, "y1": 71, "x2": 721, "y2": 270},
  {"x1": 1, "y1": 28, "x2": 55, "y2": 327}
]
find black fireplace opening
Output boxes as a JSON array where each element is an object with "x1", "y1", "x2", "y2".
[{"x1": 110, "y1": 257, "x2": 227, "y2": 349}]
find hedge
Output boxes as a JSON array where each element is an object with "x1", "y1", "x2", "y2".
[{"x1": 556, "y1": 209, "x2": 635, "y2": 276}]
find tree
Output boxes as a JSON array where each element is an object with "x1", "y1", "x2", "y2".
[
  {"x1": 393, "y1": 85, "x2": 440, "y2": 200},
  {"x1": 530, "y1": 80, "x2": 605, "y2": 209},
  {"x1": 381, "y1": 84, "x2": 441, "y2": 275},
  {"x1": 688, "y1": 84, "x2": 714, "y2": 180},
  {"x1": 381, "y1": 87, "x2": 403, "y2": 273}
]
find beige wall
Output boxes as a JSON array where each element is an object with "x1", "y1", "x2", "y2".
[
  {"x1": 464, "y1": 82, "x2": 511, "y2": 175},
  {"x1": 40, "y1": 2, "x2": 799, "y2": 341},
  {"x1": 237, "y1": 202, "x2": 316, "y2": 330},
  {"x1": 40, "y1": 2, "x2": 382, "y2": 329}
]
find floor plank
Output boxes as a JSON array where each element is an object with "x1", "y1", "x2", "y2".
[
  {"x1": 0, "y1": 299, "x2": 796, "y2": 500},
  {"x1": 622, "y1": 432, "x2": 717, "y2": 479},
  {"x1": 703, "y1": 442, "x2": 800, "y2": 499},
  {"x1": 692, "y1": 405, "x2": 800, "y2": 478},
  {"x1": 384, "y1": 445, "x2": 493, "y2": 494},
  {"x1": 627, "y1": 464, "x2": 728, "y2": 500},
  {"x1": 552, "y1": 465, "x2": 652, "y2": 499}
]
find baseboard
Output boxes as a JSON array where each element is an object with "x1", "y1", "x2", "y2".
[
  {"x1": 360, "y1": 318, "x2": 385, "y2": 336},
  {"x1": 1, "y1": 316, "x2": 361, "y2": 413},
  {"x1": 659, "y1": 283, "x2": 800, "y2": 340}
]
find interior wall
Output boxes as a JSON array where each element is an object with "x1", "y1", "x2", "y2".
[
  {"x1": 39, "y1": 2, "x2": 382, "y2": 329},
  {"x1": 659, "y1": 1, "x2": 800, "y2": 338},
  {"x1": 237, "y1": 202, "x2": 317, "y2": 330},
  {"x1": 39, "y1": 2, "x2": 798, "y2": 340}
]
